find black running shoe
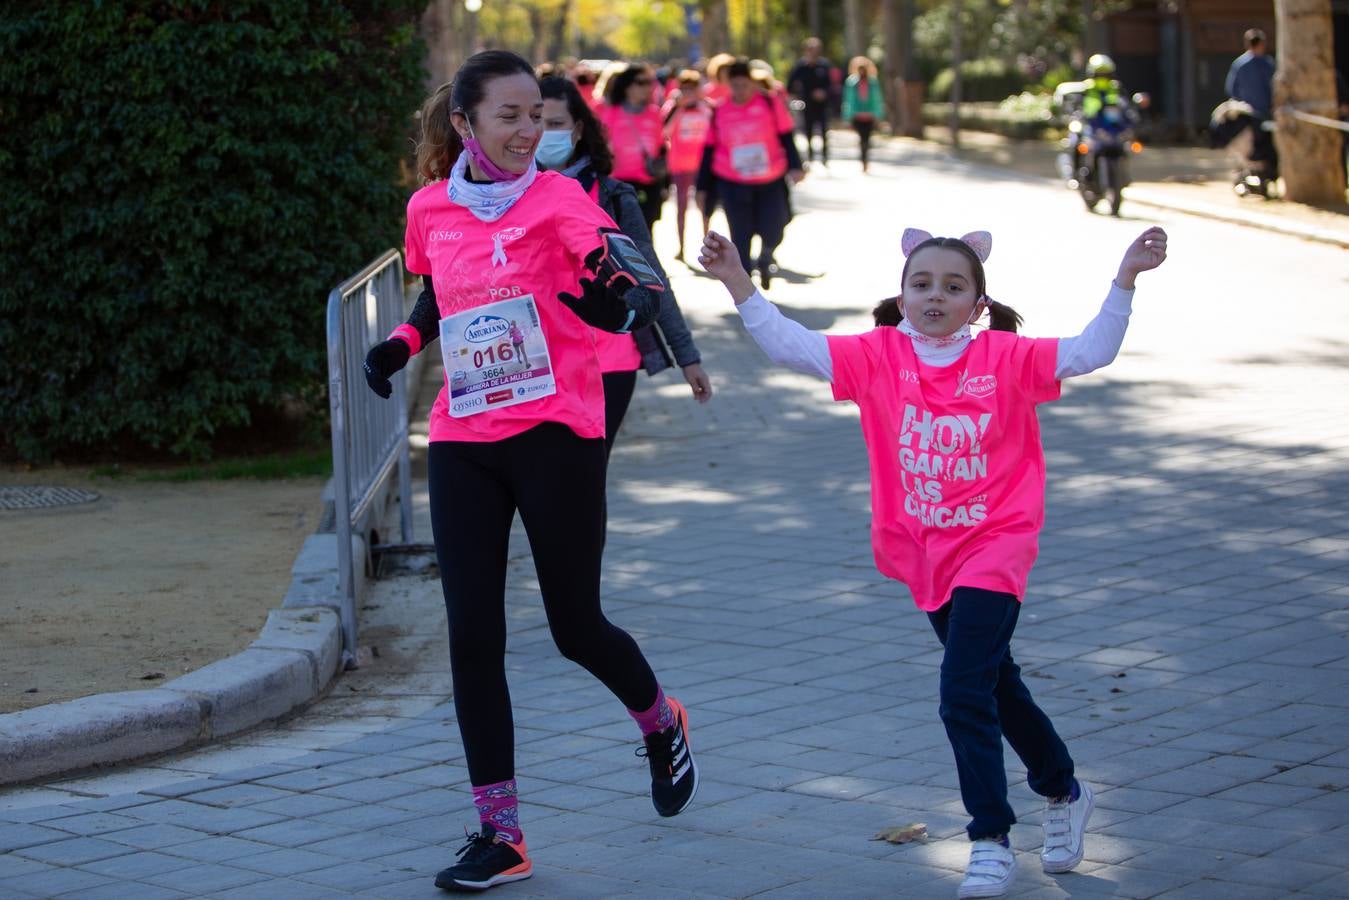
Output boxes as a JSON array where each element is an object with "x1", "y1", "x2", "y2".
[
  {"x1": 636, "y1": 696, "x2": 699, "y2": 817},
  {"x1": 757, "y1": 259, "x2": 779, "y2": 290},
  {"x1": 434, "y1": 823, "x2": 532, "y2": 892}
]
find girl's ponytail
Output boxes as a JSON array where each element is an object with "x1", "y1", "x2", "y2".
[
  {"x1": 872, "y1": 296, "x2": 901, "y2": 326},
  {"x1": 984, "y1": 297, "x2": 1023, "y2": 333}
]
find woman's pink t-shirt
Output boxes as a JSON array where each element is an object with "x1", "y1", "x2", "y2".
[
  {"x1": 665, "y1": 103, "x2": 713, "y2": 175},
  {"x1": 593, "y1": 330, "x2": 642, "y2": 373},
  {"x1": 599, "y1": 104, "x2": 665, "y2": 184},
  {"x1": 827, "y1": 328, "x2": 1061, "y2": 611},
  {"x1": 404, "y1": 171, "x2": 619, "y2": 444},
  {"x1": 708, "y1": 92, "x2": 795, "y2": 184}
]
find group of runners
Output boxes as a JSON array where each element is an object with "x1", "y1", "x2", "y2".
[{"x1": 361, "y1": 46, "x2": 1169, "y2": 898}]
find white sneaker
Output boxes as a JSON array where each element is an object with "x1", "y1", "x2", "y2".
[
  {"x1": 1041, "y1": 779, "x2": 1093, "y2": 873},
  {"x1": 958, "y1": 839, "x2": 1016, "y2": 898}
]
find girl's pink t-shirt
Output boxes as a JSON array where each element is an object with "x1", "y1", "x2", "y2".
[
  {"x1": 665, "y1": 103, "x2": 713, "y2": 175},
  {"x1": 599, "y1": 104, "x2": 665, "y2": 184},
  {"x1": 404, "y1": 170, "x2": 619, "y2": 444},
  {"x1": 708, "y1": 92, "x2": 795, "y2": 184},
  {"x1": 827, "y1": 328, "x2": 1061, "y2": 611}
]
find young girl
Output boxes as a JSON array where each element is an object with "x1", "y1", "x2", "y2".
[
  {"x1": 699, "y1": 224, "x2": 1167, "y2": 898},
  {"x1": 360, "y1": 51, "x2": 699, "y2": 893}
]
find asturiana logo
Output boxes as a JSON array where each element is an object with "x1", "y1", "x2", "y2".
[
  {"x1": 957, "y1": 373, "x2": 997, "y2": 398},
  {"x1": 493, "y1": 226, "x2": 526, "y2": 243},
  {"x1": 464, "y1": 315, "x2": 511, "y2": 343}
]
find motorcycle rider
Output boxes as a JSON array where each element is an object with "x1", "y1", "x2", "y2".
[{"x1": 1069, "y1": 54, "x2": 1135, "y2": 180}]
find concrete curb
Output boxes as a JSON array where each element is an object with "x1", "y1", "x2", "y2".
[
  {"x1": 0, "y1": 534, "x2": 364, "y2": 787},
  {"x1": 0, "y1": 284, "x2": 424, "y2": 787},
  {"x1": 1124, "y1": 187, "x2": 1349, "y2": 249}
]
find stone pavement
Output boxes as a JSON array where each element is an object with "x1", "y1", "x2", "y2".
[{"x1": 3, "y1": 147, "x2": 1349, "y2": 899}]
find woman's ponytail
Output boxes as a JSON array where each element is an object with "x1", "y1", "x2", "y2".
[
  {"x1": 416, "y1": 82, "x2": 461, "y2": 183},
  {"x1": 984, "y1": 297, "x2": 1023, "y2": 333}
]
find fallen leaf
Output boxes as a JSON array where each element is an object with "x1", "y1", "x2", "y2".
[{"x1": 872, "y1": 823, "x2": 928, "y2": 844}]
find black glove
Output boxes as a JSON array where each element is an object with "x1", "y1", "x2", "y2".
[
  {"x1": 558, "y1": 278, "x2": 660, "y2": 334},
  {"x1": 362, "y1": 339, "x2": 411, "y2": 399}
]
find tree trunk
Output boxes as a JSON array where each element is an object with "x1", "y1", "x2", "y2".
[
  {"x1": 882, "y1": 0, "x2": 922, "y2": 137},
  {"x1": 1274, "y1": 0, "x2": 1343, "y2": 203},
  {"x1": 700, "y1": 0, "x2": 729, "y2": 59},
  {"x1": 844, "y1": 0, "x2": 864, "y2": 60},
  {"x1": 420, "y1": 0, "x2": 461, "y2": 90},
  {"x1": 949, "y1": 0, "x2": 962, "y2": 149}
]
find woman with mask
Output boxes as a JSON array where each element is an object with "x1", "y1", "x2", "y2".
[
  {"x1": 538, "y1": 75, "x2": 712, "y2": 455},
  {"x1": 598, "y1": 62, "x2": 669, "y2": 231},
  {"x1": 359, "y1": 51, "x2": 699, "y2": 892}
]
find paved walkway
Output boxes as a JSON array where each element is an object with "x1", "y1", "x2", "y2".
[{"x1": 3, "y1": 145, "x2": 1348, "y2": 899}]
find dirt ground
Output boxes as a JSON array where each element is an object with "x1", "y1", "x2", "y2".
[{"x1": 0, "y1": 467, "x2": 323, "y2": 713}]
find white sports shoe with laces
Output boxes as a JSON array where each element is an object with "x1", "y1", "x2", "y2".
[
  {"x1": 958, "y1": 839, "x2": 1016, "y2": 898},
  {"x1": 1041, "y1": 779, "x2": 1094, "y2": 873}
]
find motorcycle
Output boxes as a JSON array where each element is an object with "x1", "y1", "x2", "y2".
[{"x1": 1056, "y1": 105, "x2": 1142, "y2": 216}]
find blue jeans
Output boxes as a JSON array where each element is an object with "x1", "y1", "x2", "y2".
[{"x1": 928, "y1": 587, "x2": 1075, "y2": 840}]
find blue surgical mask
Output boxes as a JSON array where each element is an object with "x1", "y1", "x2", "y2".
[{"x1": 534, "y1": 129, "x2": 576, "y2": 169}]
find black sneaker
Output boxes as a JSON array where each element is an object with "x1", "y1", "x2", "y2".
[
  {"x1": 434, "y1": 823, "x2": 532, "y2": 892},
  {"x1": 636, "y1": 696, "x2": 699, "y2": 817},
  {"x1": 758, "y1": 260, "x2": 778, "y2": 290}
]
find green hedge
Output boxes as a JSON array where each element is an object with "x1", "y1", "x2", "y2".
[
  {"x1": 927, "y1": 58, "x2": 1027, "y2": 104},
  {"x1": 0, "y1": 1, "x2": 426, "y2": 461}
]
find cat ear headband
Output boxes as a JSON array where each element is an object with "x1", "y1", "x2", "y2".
[{"x1": 900, "y1": 228, "x2": 993, "y2": 263}]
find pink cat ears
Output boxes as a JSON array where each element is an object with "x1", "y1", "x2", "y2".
[{"x1": 900, "y1": 228, "x2": 993, "y2": 263}]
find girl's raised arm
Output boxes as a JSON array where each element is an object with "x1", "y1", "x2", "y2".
[
  {"x1": 1055, "y1": 227, "x2": 1167, "y2": 379},
  {"x1": 700, "y1": 232, "x2": 833, "y2": 379}
]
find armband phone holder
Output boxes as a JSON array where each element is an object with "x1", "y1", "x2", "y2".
[{"x1": 590, "y1": 228, "x2": 666, "y2": 293}]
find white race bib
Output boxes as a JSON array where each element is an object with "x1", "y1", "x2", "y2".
[
  {"x1": 441, "y1": 294, "x2": 556, "y2": 418},
  {"x1": 731, "y1": 142, "x2": 770, "y2": 178}
]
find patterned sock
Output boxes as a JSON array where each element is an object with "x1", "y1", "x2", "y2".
[
  {"x1": 472, "y1": 779, "x2": 522, "y2": 844},
  {"x1": 628, "y1": 687, "x2": 674, "y2": 736}
]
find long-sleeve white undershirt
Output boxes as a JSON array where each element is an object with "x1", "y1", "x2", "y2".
[{"x1": 734, "y1": 282, "x2": 1135, "y2": 380}]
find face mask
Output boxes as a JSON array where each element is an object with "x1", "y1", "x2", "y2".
[
  {"x1": 534, "y1": 129, "x2": 576, "y2": 170},
  {"x1": 460, "y1": 117, "x2": 524, "y2": 182}
]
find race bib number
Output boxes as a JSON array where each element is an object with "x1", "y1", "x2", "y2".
[
  {"x1": 731, "y1": 143, "x2": 770, "y2": 178},
  {"x1": 441, "y1": 294, "x2": 556, "y2": 418}
]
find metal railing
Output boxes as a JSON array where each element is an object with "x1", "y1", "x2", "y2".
[{"x1": 326, "y1": 249, "x2": 413, "y2": 666}]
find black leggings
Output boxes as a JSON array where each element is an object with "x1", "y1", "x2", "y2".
[
  {"x1": 602, "y1": 370, "x2": 638, "y2": 458},
  {"x1": 428, "y1": 424, "x2": 659, "y2": 786},
  {"x1": 801, "y1": 102, "x2": 830, "y2": 161},
  {"x1": 852, "y1": 117, "x2": 876, "y2": 167}
]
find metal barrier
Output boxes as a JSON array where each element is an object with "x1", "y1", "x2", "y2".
[{"x1": 326, "y1": 248, "x2": 413, "y2": 666}]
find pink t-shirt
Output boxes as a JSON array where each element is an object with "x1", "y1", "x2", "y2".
[
  {"x1": 593, "y1": 330, "x2": 642, "y2": 373},
  {"x1": 404, "y1": 170, "x2": 619, "y2": 443},
  {"x1": 708, "y1": 92, "x2": 795, "y2": 184},
  {"x1": 599, "y1": 104, "x2": 665, "y2": 184},
  {"x1": 665, "y1": 103, "x2": 713, "y2": 175},
  {"x1": 827, "y1": 329, "x2": 1062, "y2": 611}
]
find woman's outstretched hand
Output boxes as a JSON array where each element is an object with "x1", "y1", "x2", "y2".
[
  {"x1": 698, "y1": 232, "x2": 757, "y2": 304},
  {"x1": 1116, "y1": 226, "x2": 1168, "y2": 290}
]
